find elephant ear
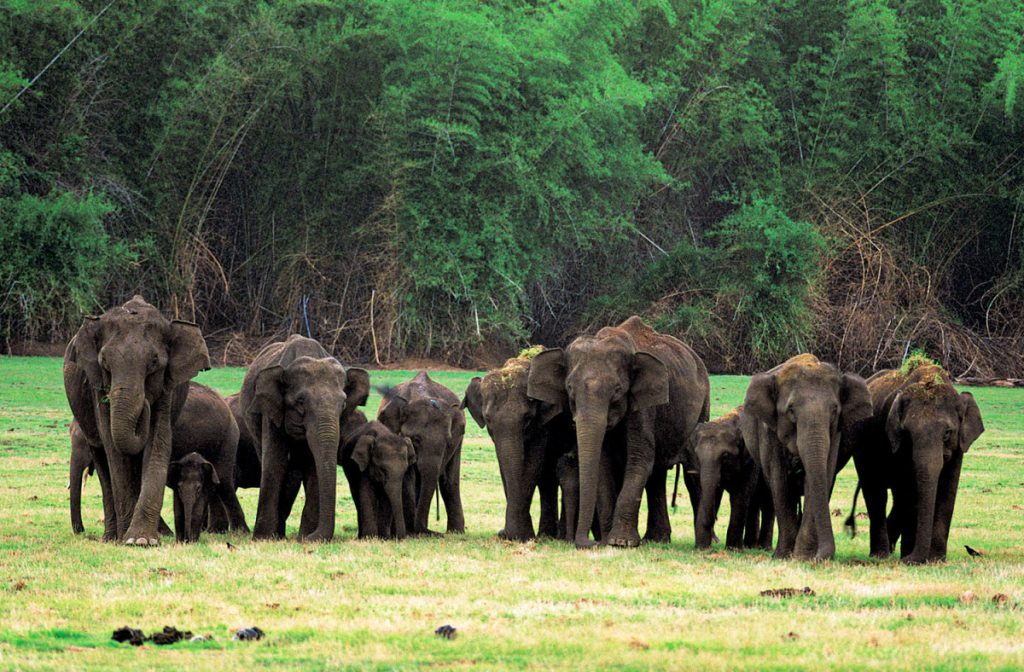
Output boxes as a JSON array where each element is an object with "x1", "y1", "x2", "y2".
[
  {"x1": 404, "y1": 437, "x2": 416, "y2": 466},
  {"x1": 70, "y1": 316, "x2": 104, "y2": 391},
  {"x1": 536, "y1": 400, "x2": 563, "y2": 426},
  {"x1": 462, "y1": 377, "x2": 485, "y2": 428},
  {"x1": 202, "y1": 460, "x2": 221, "y2": 485},
  {"x1": 167, "y1": 459, "x2": 182, "y2": 486},
  {"x1": 744, "y1": 372, "x2": 778, "y2": 429},
  {"x1": 630, "y1": 351, "x2": 669, "y2": 411},
  {"x1": 526, "y1": 349, "x2": 567, "y2": 414},
  {"x1": 957, "y1": 392, "x2": 984, "y2": 453},
  {"x1": 167, "y1": 320, "x2": 210, "y2": 387},
  {"x1": 253, "y1": 365, "x2": 285, "y2": 429},
  {"x1": 351, "y1": 435, "x2": 374, "y2": 472},
  {"x1": 344, "y1": 367, "x2": 370, "y2": 412},
  {"x1": 885, "y1": 392, "x2": 907, "y2": 453},
  {"x1": 840, "y1": 373, "x2": 873, "y2": 451}
]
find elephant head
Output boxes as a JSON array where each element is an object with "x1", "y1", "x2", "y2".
[
  {"x1": 168, "y1": 452, "x2": 219, "y2": 543},
  {"x1": 882, "y1": 364, "x2": 983, "y2": 563},
  {"x1": 247, "y1": 353, "x2": 370, "y2": 540},
  {"x1": 691, "y1": 409, "x2": 747, "y2": 549},
  {"x1": 527, "y1": 328, "x2": 669, "y2": 548},
  {"x1": 463, "y1": 354, "x2": 562, "y2": 541},
  {"x1": 349, "y1": 424, "x2": 416, "y2": 539},
  {"x1": 69, "y1": 295, "x2": 209, "y2": 457},
  {"x1": 744, "y1": 354, "x2": 871, "y2": 560}
]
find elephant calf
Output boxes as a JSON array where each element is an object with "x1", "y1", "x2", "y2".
[
  {"x1": 167, "y1": 452, "x2": 220, "y2": 543},
  {"x1": 378, "y1": 372, "x2": 465, "y2": 535},
  {"x1": 851, "y1": 359, "x2": 983, "y2": 564},
  {"x1": 340, "y1": 420, "x2": 416, "y2": 539},
  {"x1": 689, "y1": 407, "x2": 773, "y2": 550}
]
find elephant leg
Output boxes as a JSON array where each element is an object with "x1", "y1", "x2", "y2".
[
  {"x1": 123, "y1": 399, "x2": 174, "y2": 546},
  {"x1": 414, "y1": 456, "x2": 442, "y2": 535},
  {"x1": 595, "y1": 448, "x2": 618, "y2": 541},
  {"x1": 253, "y1": 430, "x2": 289, "y2": 540},
  {"x1": 743, "y1": 503, "x2": 760, "y2": 548},
  {"x1": 276, "y1": 466, "x2": 303, "y2": 538},
  {"x1": 862, "y1": 483, "x2": 891, "y2": 558},
  {"x1": 537, "y1": 468, "x2": 559, "y2": 539},
  {"x1": 757, "y1": 490, "x2": 775, "y2": 550},
  {"x1": 106, "y1": 448, "x2": 141, "y2": 541},
  {"x1": 215, "y1": 476, "x2": 249, "y2": 533},
  {"x1": 402, "y1": 468, "x2": 417, "y2": 534},
  {"x1": 929, "y1": 454, "x2": 962, "y2": 562},
  {"x1": 643, "y1": 466, "x2": 671, "y2": 543},
  {"x1": 607, "y1": 423, "x2": 654, "y2": 547},
  {"x1": 891, "y1": 485, "x2": 916, "y2": 559},
  {"x1": 726, "y1": 488, "x2": 748, "y2": 549},
  {"x1": 299, "y1": 469, "x2": 320, "y2": 539},
  {"x1": 439, "y1": 451, "x2": 465, "y2": 534},
  {"x1": 91, "y1": 447, "x2": 119, "y2": 542},
  {"x1": 158, "y1": 516, "x2": 174, "y2": 536},
  {"x1": 767, "y1": 468, "x2": 798, "y2": 559},
  {"x1": 69, "y1": 441, "x2": 91, "y2": 535},
  {"x1": 357, "y1": 479, "x2": 380, "y2": 539},
  {"x1": 207, "y1": 498, "x2": 229, "y2": 533}
]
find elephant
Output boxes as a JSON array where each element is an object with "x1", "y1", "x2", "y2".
[
  {"x1": 741, "y1": 353, "x2": 872, "y2": 561},
  {"x1": 241, "y1": 334, "x2": 369, "y2": 542},
  {"x1": 461, "y1": 349, "x2": 576, "y2": 541},
  {"x1": 689, "y1": 407, "x2": 773, "y2": 550},
  {"x1": 167, "y1": 452, "x2": 220, "y2": 543},
  {"x1": 849, "y1": 360, "x2": 983, "y2": 564},
  {"x1": 377, "y1": 371, "x2": 465, "y2": 535},
  {"x1": 69, "y1": 382, "x2": 247, "y2": 538},
  {"x1": 527, "y1": 315, "x2": 710, "y2": 549},
  {"x1": 63, "y1": 295, "x2": 210, "y2": 546},
  {"x1": 339, "y1": 420, "x2": 416, "y2": 539}
]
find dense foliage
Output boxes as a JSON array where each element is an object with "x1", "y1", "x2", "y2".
[{"x1": 2, "y1": 0, "x2": 1023, "y2": 374}]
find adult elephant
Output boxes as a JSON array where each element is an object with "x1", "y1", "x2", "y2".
[
  {"x1": 63, "y1": 296, "x2": 209, "y2": 546},
  {"x1": 378, "y1": 372, "x2": 465, "y2": 535},
  {"x1": 689, "y1": 407, "x2": 773, "y2": 550},
  {"x1": 71, "y1": 382, "x2": 246, "y2": 537},
  {"x1": 741, "y1": 354, "x2": 872, "y2": 561},
  {"x1": 462, "y1": 349, "x2": 576, "y2": 541},
  {"x1": 241, "y1": 334, "x2": 369, "y2": 542},
  {"x1": 851, "y1": 360, "x2": 983, "y2": 564},
  {"x1": 527, "y1": 316, "x2": 710, "y2": 549}
]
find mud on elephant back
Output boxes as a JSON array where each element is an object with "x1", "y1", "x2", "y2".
[
  {"x1": 63, "y1": 295, "x2": 211, "y2": 546},
  {"x1": 241, "y1": 334, "x2": 369, "y2": 543},
  {"x1": 527, "y1": 316, "x2": 711, "y2": 549}
]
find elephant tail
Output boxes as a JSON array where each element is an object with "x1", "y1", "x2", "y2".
[
  {"x1": 844, "y1": 482, "x2": 861, "y2": 538},
  {"x1": 671, "y1": 464, "x2": 681, "y2": 510}
]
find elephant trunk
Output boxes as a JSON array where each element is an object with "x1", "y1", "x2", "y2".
[
  {"x1": 574, "y1": 400, "x2": 608, "y2": 549},
  {"x1": 493, "y1": 426, "x2": 534, "y2": 541},
  {"x1": 695, "y1": 465, "x2": 721, "y2": 549},
  {"x1": 108, "y1": 384, "x2": 151, "y2": 456},
  {"x1": 906, "y1": 450, "x2": 942, "y2": 564},
  {"x1": 309, "y1": 415, "x2": 340, "y2": 540},
  {"x1": 798, "y1": 424, "x2": 835, "y2": 560},
  {"x1": 70, "y1": 460, "x2": 85, "y2": 535},
  {"x1": 386, "y1": 481, "x2": 407, "y2": 540},
  {"x1": 180, "y1": 490, "x2": 200, "y2": 543}
]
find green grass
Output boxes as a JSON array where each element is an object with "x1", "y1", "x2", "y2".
[{"x1": 0, "y1": 357, "x2": 1022, "y2": 670}]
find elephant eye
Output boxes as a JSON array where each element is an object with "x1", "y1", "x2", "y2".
[{"x1": 943, "y1": 428, "x2": 954, "y2": 444}]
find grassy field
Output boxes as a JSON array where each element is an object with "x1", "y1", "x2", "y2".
[{"x1": 0, "y1": 356, "x2": 1022, "y2": 670}]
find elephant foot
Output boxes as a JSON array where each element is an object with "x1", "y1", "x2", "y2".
[
  {"x1": 644, "y1": 531, "x2": 671, "y2": 544},
  {"x1": 900, "y1": 554, "x2": 929, "y2": 566},
  {"x1": 772, "y1": 547, "x2": 793, "y2": 560},
  {"x1": 158, "y1": 518, "x2": 174, "y2": 536},
  {"x1": 124, "y1": 536, "x2": 160, "y2": 547},
  {"x1": 416, "y1": 529, "x2": 443, "y2": 538},
  {"x1": 607, "y1": 525, "x2": 642, "y2": 548},
  {"x1": 575, "y1": 538, "x2": 597, "y2": 550}
]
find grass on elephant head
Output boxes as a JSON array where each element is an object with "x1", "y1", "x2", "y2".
[{"x1": 0, "y1": 356, "x2": 1022, "y2": 670}]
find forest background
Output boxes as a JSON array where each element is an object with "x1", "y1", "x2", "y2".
[{"x1": 3, "y1": 0, "x2": 1024, "y2": 375}]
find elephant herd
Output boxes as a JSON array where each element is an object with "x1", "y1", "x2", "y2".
[{"x1": 64, "y1": 297, "x2": 984, "y2": 564}]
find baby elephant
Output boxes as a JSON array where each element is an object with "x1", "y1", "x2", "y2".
[
  {"x1": 690, "y1": 407, "x2": 773, "y2": 550},
  {"x1": 340, "y1": 421, "x2": 416, "y2": 539},
  {"x1": 168, "y1": 453, "x2": 221, "y2": 543}
]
